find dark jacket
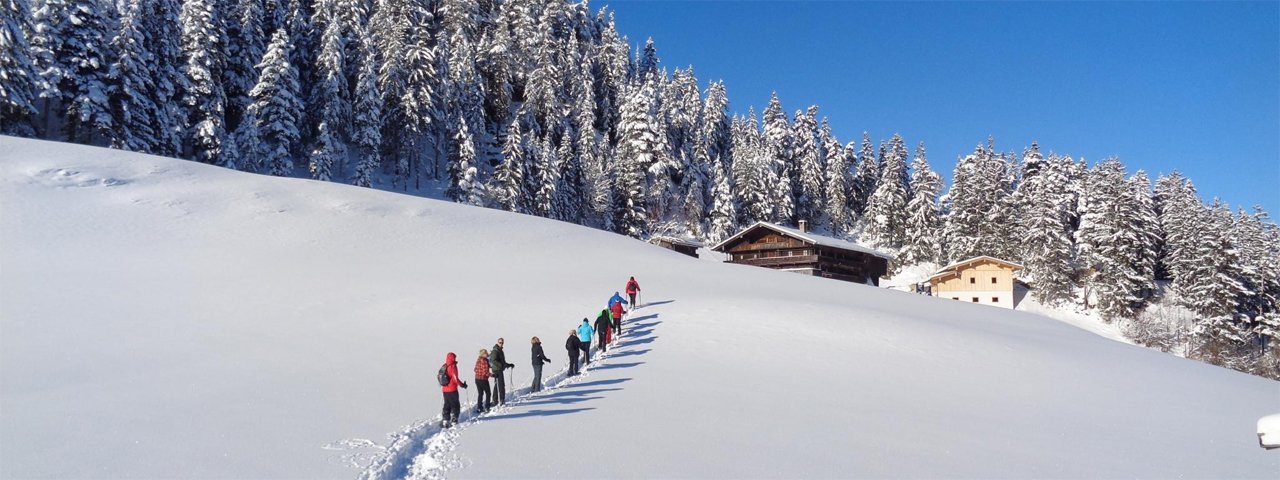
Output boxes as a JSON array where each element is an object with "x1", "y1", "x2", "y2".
[
  {"x1": 489, "y1": 344, "x2": 509, "y2": 372},
  {"x1": 532, "y1": 343, "x2": 550, "y2": 364},
  {"x1": 566, "y1": 334, "x2": 581, "y2": 355},
  {"x1": 594, "y1": 314, "x2": 610, "y2": 335}
]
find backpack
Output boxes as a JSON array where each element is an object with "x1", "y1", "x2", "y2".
[{"x1": 437, "y1": 364, "x2": 450, "y2": 386}]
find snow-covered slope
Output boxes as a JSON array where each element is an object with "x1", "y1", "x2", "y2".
[{"x1": 2, "y1": 136, "x2": 1276, "y2": 479}]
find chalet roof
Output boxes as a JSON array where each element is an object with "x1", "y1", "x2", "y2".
[
  {"x1": 710, "y1": 221, "x2": 893, "y2": 260},
  {"x1": 927, "y1": 255, "x2": 1024, "y2": 281},
  {"x1": 649, "y1": 235, "x2": 703, "y2": 248}
]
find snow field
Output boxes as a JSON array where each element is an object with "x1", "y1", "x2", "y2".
[{"x1": 2, "y1": 137, "x2": 1277, "y2": 479}]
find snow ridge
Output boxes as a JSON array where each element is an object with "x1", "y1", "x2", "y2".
[{"x1": 352, "y1": 306, "x2": 662, "y2": 480}]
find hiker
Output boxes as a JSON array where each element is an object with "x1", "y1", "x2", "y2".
[
  {"x1": 565, "y1": 330, "x2": 582, "y2": 376},
  {"x1": 440, "y1": 352, "x2": 467, "y2": 428},
  {"x1": 530, "y1": 337, "x2": 551, "y2": 392},
  {"x1": 596, "y1": 308, "x2": 614, "y2": 342},
  {"x1": 608, "y1": 291, "x2": 628, "y2": 310},
  {"x1": 626, "y1": 276, "x2": 641, "y2": 307},
  {"x1": 594, "y1": 311, "x2": 611, "y2": 353},
  {"x1": 489, "y1": 338, "x2": 514, "y2": 405},
  {"x1": 610, "y1": 299, "x2": 627, "y2": 335},
  {"x1": 473, "y1": 349, "x2": 492, "y2": 413},
  {"x1": 576, "y1": 319, "x2": 594, "y2": 364}
]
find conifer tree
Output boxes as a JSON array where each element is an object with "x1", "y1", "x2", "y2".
[
  {"x1": 1019, "y1": 154, "x2": 1077, "y2": 305},
  {"x1": 793, "y1": 106, "x2": 823, "y2": 225},
  {"x1": 494, "y1": 117, "x2": 531, "y2": 213},
  {"x1": 821, "y1": 132, "x2": 851, "y2": 235},
  {"x1": 901, "y1": 142, "x2": 943, "y2": 266},
  {"x1": 762, "y1": 93, "x2": 793, "y2": 224},
  {"x1": 108, "y1": 0, "x2": 161, "y2": 152},
  {"x1": 31, "y1": 0, "x2": 115, "y2": 143},
  {"x1": 248, "y1": 29, "x2": 303, "y2": 177},
  {"x1": 849, "y1": 132, "x2": 879, "y2": 223},
  {"x1": 179, "y1": 0, "x2": 229, "y2": 164},
  {"x1": 863, "y1": 133, "x2": 910, "y2": 249},
  {"x1": 446, "y1": 119, "x2": 484, "y2": 205},
  {"x1": 1, "y1": 0, "x2": 39, "y2": 136},
  {"x1": 223, "y1": 0, "x2": 266, "y2": 133},
  {"x1": 614, "y1": 77, "x2": 663, "y2": 237},
  {"x1": 145, "y1": 0, "x2": 187, "y2": 156},
  {"x1": 350, "y1": 34, "x2": 381, "y2": 188}
]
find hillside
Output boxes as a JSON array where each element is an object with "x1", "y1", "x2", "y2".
[{"x1": 1, "y1": 136, "x2": 1276, "y2": 479}]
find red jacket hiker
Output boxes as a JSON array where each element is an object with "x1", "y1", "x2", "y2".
[
  {"x1": 611, "y1": 300, "x2": 626, "y2": 320},
  {"x1": 625, "y1": 278, "x2": 640, "y2": 295},
  {"x1": 474, "y1": 355, "x2": 491, "y2": 380},
  {"x1": 442, "y1": 352, "x2": 464, "y2": 392}
]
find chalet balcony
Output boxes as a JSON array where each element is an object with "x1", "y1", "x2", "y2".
[{"x1": 734, "y1": 254, "x2": 819, "y2": 267}]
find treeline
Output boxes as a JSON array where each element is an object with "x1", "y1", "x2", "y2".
[{"x1": 1, "y1": 0, "x2": 1276, "y2": 377}]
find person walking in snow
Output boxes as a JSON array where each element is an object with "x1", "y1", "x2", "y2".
[
  {"x1": 440, "y1": 352, "x2": 467, "y2": 428},
  {"x1": 566, "y1": 330, "x2": 582, "y2": 376},
  {"x1": 530, "y1": 336, "x2": 551, "y2": 392},
  {"x1": 596, "y1": 308, "x2": 614, "y2": 343},
  {"x1": 594, "y1": 312, "x2": 611, "y2": 353},
  {"x1": 626, "y1": 277, "x2": 641, "y2": 307},
  {"x1": 489, "y1": 338, "x2": 514, "y2": 405},
  {"x1": 610, "y1": 300, "x2": 627, "y2": 335},
  {"x1": 474, "y1": 349, "x2": 492, "y2": 413},
  {"x1": 577, "y1": 319, "x2": 594, "y2": 364},
  {"x1": 608, "y1": 291, "x2": 628, "y2": 311}
]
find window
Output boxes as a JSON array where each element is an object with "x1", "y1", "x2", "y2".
[
  {"x1": 991, "y1": 277, "x2": 997, "y2": 284},
  {"x1": 971, "y1": 297, "x2": 979, "y2": 303},
  {"x1": 969, "y1": 277, "x2": 976, "y2": 284},
  {"x1": 952, "y1": 297, "x2": 960, "y2": 300},
  {"x1": 992, "y1": 297, "x2": 999, "y2": 303}
]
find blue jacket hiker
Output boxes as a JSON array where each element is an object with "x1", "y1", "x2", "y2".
[
  {"x1": 607, "y1": 292, "x2": 628, "y2": 309},
  {"x1": 577, "y1": 319, "x2": 594, "y2": 364}
]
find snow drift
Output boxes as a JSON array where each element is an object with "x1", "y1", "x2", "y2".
[{"x1": 1, "y1": 136, "x2": 1276, "y2": 479}]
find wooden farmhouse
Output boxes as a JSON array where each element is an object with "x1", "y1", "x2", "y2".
[
  {"x1": 649, "y1": 236, "x2": 701, "y2": 258},
  {"x1": 711, "y1": 221, "x2": 891, "y2": 285},
  {"x1": 928, "y1": 256, "x2": 1023, "y2": 309}
]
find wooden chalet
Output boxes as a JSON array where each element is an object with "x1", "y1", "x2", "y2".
[
  {"x1": 927, "y1": 256, "x2": 1023, "y2": 309},
  {"x1": 649, "y1": 236, "x2": 701, "y2": 258},
  {"x1": 711, "y1": 221, "x2": 891, "y2": 285}
]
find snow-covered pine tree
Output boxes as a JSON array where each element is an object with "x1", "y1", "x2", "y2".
[
  {"x1": 636, "y1": 37, "x2": 659, "y2": 80},
  {"x1": 941, "y1": 143, "x2": 986, "y2": 262},
  {"x1": 1018, "y1": 153, "x2": 1077, "y2": 305},
  {"x1": 762, "y1": 92, "x2": 794, "y2": 225},
  {"x1": 614, "y1": 77, "x2": 664, "y2": 237},
  {"x1": 863, "y1": 133, "x2": 911, "y2": 250},
  {"x1": 493, "y1": 116, "x2": 531, "y2": 213},
  {"x1": 532, "y1": 134, "x2": 559, "y2": 218},
  {"x1": 1233, "y1": 207, "x2": 1280, "y2": 316},
  {"x1": 900, "y1": 142, "x2": 943, "y2": 266},
  {"x1": 445, "y1": 119, "x2": 484, "y2": 205},
  {"x1": 31, "y1": 0, "x2": 115, "y2": 143},
  {"x1": 248, "y1": 29, "x2": 303, "y2": 177},
  {"x1": 556, "y1": 136, "x2": 585, "y2": 223},
  {"x1": 179, "y1": 0, "x2": 228, "y2": 164},
  {"x1": 707, "y1": 156, "x2": 738, "y2": 243},
  {"x1": 1077, "y1": 159, "x2": 1157, "y2": 320},
  {"x1": 1154, "y1": 172, "x2": 1200, "y2": 288},
  {"x1": 821, "y1": 130, "x2": 851, "y2": 235},
  {"x1": 793, "y1": 106, "x2": 823, "y2": 226},
  {"x1": 223, "y1": 0, "x2": 266, "y2": 134},
  {"x1": 143, "y1": 0, "x2": 187, "y2": 156},
  {"x1": 847, "y1": 131, "x2": 880, "y2": 228},
  {"x1": 350, "y1": 32, "x2": 381, "y2": 188},
  {"x1": 107, "y1": 0, "x2": 161, "y2": 152},
  {"x1": 401, "y1": 0, "x2": 442, "y2": 186},
  {"x1": 1183, "y1": 199, "x2": 1251, "y2": 318},
  {"x1": 308, "y1": 0, "x2": 351, "y2": 181},
  {"x1": 1, "y1": 0, "x2": 39, "y2": 136}
]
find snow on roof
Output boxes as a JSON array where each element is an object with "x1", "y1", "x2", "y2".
[
  {"x1": 648, "y1": 235, "x2": 703, "y2": 248},
  {"x1": 927, "y1": 255, "x2": 1024, "y2": 281},
  {"x1": 710, "y1": 221, "x2": 893, "y2": 260}
]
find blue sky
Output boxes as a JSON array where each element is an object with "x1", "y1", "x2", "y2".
[{"x1": 603, "y1": 1, "x2": 1280, "y2": 215}]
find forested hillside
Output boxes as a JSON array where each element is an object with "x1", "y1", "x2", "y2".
[{"x1": 1, "y1": 0, "x2": 1276, "y2": 377}]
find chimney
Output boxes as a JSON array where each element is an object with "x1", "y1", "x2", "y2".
[{"x1": 798, "y1": 220, "x2": 808, "y2": 233}]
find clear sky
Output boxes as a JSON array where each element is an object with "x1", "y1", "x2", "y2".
[{"x1": 602, "y1": 0, "x2": 1280, "y2": 216}]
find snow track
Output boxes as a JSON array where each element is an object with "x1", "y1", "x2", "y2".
[{"x1": 352, "y1": 305, "x2": 662, "y2": 480}]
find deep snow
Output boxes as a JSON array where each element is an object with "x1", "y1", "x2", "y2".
[{"x1": 1, "y1": 136, "x2": 1277, "y2": 479}]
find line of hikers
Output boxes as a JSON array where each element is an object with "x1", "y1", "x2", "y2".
[{"x1": 436, "y1": 276, "x2": 642, "y2": 428}]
